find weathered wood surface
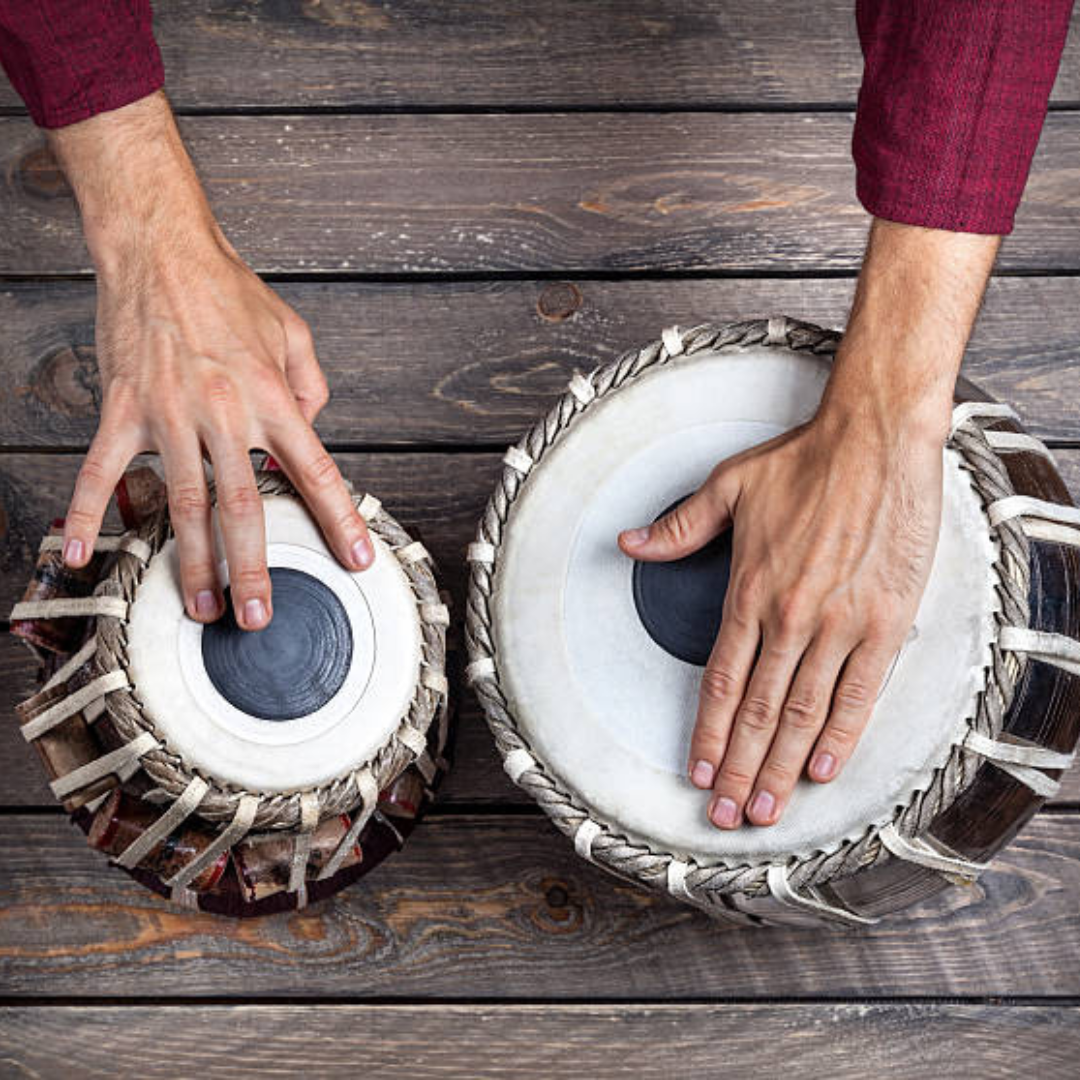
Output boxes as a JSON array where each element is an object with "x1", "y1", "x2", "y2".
[
  {"x1": 3, "y1": 114, "x2": 1080, "y2": 275},
  {"x1": 4, "y1": 276, "x2": 1080, "y2": 448},
  {"x1": 0, "y1": 0, "x2": 1076, "y2": 111},
  {"x1": 0, "y1": 814, "x2": 1077, "y2": 999},
  {"x1": 1, "y1": 1004, "x2": 1078, "y2": 1079}
]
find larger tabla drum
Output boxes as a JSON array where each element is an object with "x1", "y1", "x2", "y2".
[
  {"x1": 10, "y1": 467, "x2": 450, "y2": 916},
  {"x1": 466, "y1": 317, "x2": 1080, "y2": 927}
]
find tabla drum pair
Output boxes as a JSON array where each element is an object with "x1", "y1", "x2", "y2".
[
  {"x1": 466, "y1": 316, "x2": 1080, "y2": 927},
  {"x1": 9, "y1": 316, "x2": 1080, "y2": 926},
  {"x1": 10, "y1": 465, "x2": 450, "y2": 915}
]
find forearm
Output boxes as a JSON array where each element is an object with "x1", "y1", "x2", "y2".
[
  {"x1": 821, "y1": 218, "x2": 1001, "y2": 444},
  {"x1": 47, "y1": 91, "x2": 218, "y2": 276}
]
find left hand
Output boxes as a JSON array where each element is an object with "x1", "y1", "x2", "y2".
[{"x1": 619, "y1": 401, "x2": 944, "y2": 829}]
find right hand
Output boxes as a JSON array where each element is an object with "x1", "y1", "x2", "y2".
[{"x1": 49, "y1": 93, "x2": 372, "y2": 630}]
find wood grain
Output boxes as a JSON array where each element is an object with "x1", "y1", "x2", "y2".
[
  {"x1": 0, "y1": 813, "x2": 1076, "y2": 998},
  {"x1": 4, "y1": 276, "x2": 1080, "y2": 448},
  {"x1": 1, "y1": 1003, "x2": 1078, "y2": 1078},
  {"x1": 0, "y1": 0, "x2": 1075, "y2": 110},
  {"x1": 2, "y1": 451, "x2": 1079, "y2": 808},
  {"x1": 3, "y1": 114, "x2": 1079, "y2": 275}
]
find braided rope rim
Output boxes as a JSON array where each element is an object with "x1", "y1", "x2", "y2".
[
  {"x1": 465, "y1": 317, "x2": 1031, "y2": 910},
  {"x1": 92, "y1": 470, "x2": 448, "y2": 833}
]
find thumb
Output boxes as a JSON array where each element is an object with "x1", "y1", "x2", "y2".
[{"x1": 619, "y1": 470, "x2": 738, "y2": 563}]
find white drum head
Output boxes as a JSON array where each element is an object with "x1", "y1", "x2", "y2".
[
  {"x1": 492, "y1": 345, "x2": 999, "y2": 863},
  {"x1": 126, "y1": 495, "x2": 422, "y2": 792}
]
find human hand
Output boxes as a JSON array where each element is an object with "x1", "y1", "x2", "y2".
[
  {"x1": 619, "y1": 405, "x2": 943, "y2": 828},
  {"x1": 48, "y1": 92, "x2": 371, "y2": 630}
]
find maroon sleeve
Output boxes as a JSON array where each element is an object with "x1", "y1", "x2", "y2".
[
  {"x1": 0, "y1": 0, "x2": 163, "y2": 129},
  {"x1": 853, "y1": 0, "x2": 1075, "y2": 235}
]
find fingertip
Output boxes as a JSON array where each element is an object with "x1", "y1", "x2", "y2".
[
  {"x1": 619, "y1": 526, "x2": 651, "y2": 550},
  {"x1": 689, "y1": 759, "x2": 716, "y2": 789},
  {"x1": 62, "y1": 536, "x2": 88, "y2": 568},
  {"x1": 350, "y1": 532, "x2": 375, "y2": 571},
  {"x1": 188, "y1": 589, "x2": 221, "y2": 623},
  {"x1": 747, "y1": 789, "x2": 778, "y2": 827},
  {"x1": 809, "y1": 751, "x2": 838, "y2": 783},
  {"x1": 240, "y1": 596, "x2": 271, "y2": 631},
  {"x1": 707, "y1": 794, "x2": 740, "y2": 830}
]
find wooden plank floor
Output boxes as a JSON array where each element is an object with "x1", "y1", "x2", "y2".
[{"x1": 0, "y1": 4, "x2": 1077, "y2": 1076}]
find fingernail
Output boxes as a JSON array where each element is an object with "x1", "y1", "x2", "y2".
[
  {"x1": 194, "y1": 590, "x2": 217, "y2": 619},
  {"x1": 622, "y1": 526, "x2": 650, "y2": 547},
  {"x1": 811, "y1": 752, "x2": 837, "y2": 781},
  {"x1": 690, "y1": 760, "x2": 715, "y2": 788},
  {"x1": 749, "y1": 790, "x2": 775, "y2": 822},
  {"x1": 244, "y1": 598, "x2": 267, "y2": 628},
  {"x1": 709, "y1": 795, "x2": 739, "y2": 829},
  {"x1": 351, "y1": 537, "x2": 375, "y2": 569},
  {"x1": 63, "y1": 538, "x2": 84, "y2": 566}
]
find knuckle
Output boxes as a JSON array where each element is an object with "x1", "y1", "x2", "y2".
[
  {"x1": 219, "y1": 485, "x2": 263, "y2": 519},
  {"x1": 230, "y1": 567, "x2": 269, "y2": 595},
  {"x1": 699, "y1": 666, "x2": 740, "y2": 704},
  {"x1": 204, "y1": 373, "x2": 237, "y2": 407},
  {"x1": 178, "y1": 558, "x2": 216, "y2": 584},
  {"x1": 737, "y1": 695, "x2": 778, "y2": 731},
  {"x1": 299, "y1": 449, "x2": 341, "y2": 493},
  {"x1": 657, "y1": 504, "x2": 694, "y2": 548},
  {"x1": 834, "y1": 677, "x2": 873, "y2": 713},
  {"x1": 169, "y1": 483, "x2": 210, "y2": 523},
  {"x1": 760, "y1": 760, "x2": 798, "y2": 788},
  {"x1": 64, "y1": 506, "x2": 99, "y2": 532},
  {"x1": 77, "y1": 453, "x2": 112, "y2": 488},
  {"x1": 773, "y1": 589, "x2": 813, "y2": 641},
  {"x1": 717, "y1": 764, "x2": 755, "y2": 789},
  {"x1": 781, "y1": 690, "x2": 824, "y2": 731}
]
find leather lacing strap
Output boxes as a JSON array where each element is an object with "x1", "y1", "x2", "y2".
[
  {"x1": 962, "y1": 728, "x2": 1076, "y2": 798},
  {"x1": 502, "y1": 747, "x2": 536, "y2": 784},
  {"x1": 984, "y1": 430, "x2": 1057, "y2": 462},
  {"x1": 51, "y1": 731, "x2": 158, "y2": 801},
  {"x1": 766, "y1": 864, "x2": 879, "y2": 928},
  {"x1": 949, "y1": 401, "x2": 1021, "y2": 436},
  {"x1": 9, "y1": 596, "x2": 127, "y2": 621},
  {"x1": 41, "y1": 639, "x2": 98, "y2": 693},
  {"x1": 503, "y1": 445, "x2": 534, "y2": 475},
  {"x1": 114, "y1": 776, "x2": 210, "y2": 870},
  {"x1": 574, "y1": 819, "x2": 603, "y2": 860},
  {"x1": 318, "y1": 768, "x2": 378, "y2": 881},
  {"x1": 878, "y1": 822, "x2": 988, "y2": 883},
  {"x1": 288, "y1": 791, "x2": 321, "y2": 908},
  {"x1": 166, "y1": 793, "x2": 258, "y2": 895},
  {"x1": 21, "y1": 670, "x2": 129, "y2": 742},
  {"x1": 999, "y1": 626, "x2": 1080, "y2": 679},
  {"x1": 988, "y1": 494, "x2": 1080, "y2": 548}
]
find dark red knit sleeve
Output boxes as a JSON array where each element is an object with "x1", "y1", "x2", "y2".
[
  {"x1": 853, "y1": 0, "x2": 1074, "y2": 235},
  {"x1": 0, "y1": 0, "x2": 163, "y2": 129}
]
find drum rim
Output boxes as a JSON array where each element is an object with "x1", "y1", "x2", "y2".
[
  {"x1": 90, "y1": 469, "x2": 450, "y2": 835},
  {"x1": 465, "y1": 316, "x2": 1075, "y2": 925}
]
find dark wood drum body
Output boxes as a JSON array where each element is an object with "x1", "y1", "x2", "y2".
[
  {"x1": 10, "y1": 466, "x2": 452, "y2": 917},
  {"x1": 466, "y1": 317, "x2": 1080, "y2": 928}
]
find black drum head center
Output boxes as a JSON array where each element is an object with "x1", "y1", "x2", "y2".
[
  {"x1": 631, "y1": 496, "x2": 732, "y2": 667},
  {"x1": 201, "y1": 566, "x2": 354, "y2": 721}
]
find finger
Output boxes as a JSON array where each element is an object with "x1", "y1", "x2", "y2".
[
  {"x1": 210, "y1": 436, "x2": 271, "y2": 631},
  {"x1": 619, "y1": 466, "x2": 738, "y2": 563},
  {"x1": 160, "y1": 435, "x2": 221, "y2": 623},
  {"x1": 687, "y1": 613, "x2": 761, "y2": 791},
  {"x1": 267, "y1": 408, "x2": 374, "y2": 573},
  {"x1": 744, "y1": 635, "x2": 852, "y2": 826},
  {"x1": 708, "y1": 632, "x2": 805, "y2": 830},
  {"x1": 63, "y1": 417, "x2": 139, "y2": 569},
  {"x1": 808, "y1": 640, "x2": 895, "y2": 784},
  {"x1": 282, "y1": 314, "x2": 329, "y2": 425}
]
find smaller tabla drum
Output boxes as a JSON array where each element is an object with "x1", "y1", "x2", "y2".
[
  {"x1": 10, "y1": 467, "x2": 450, "y2": 916},
  {"x1": 466, "y1": 317, "x2": 1080, "y2": 927}
]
